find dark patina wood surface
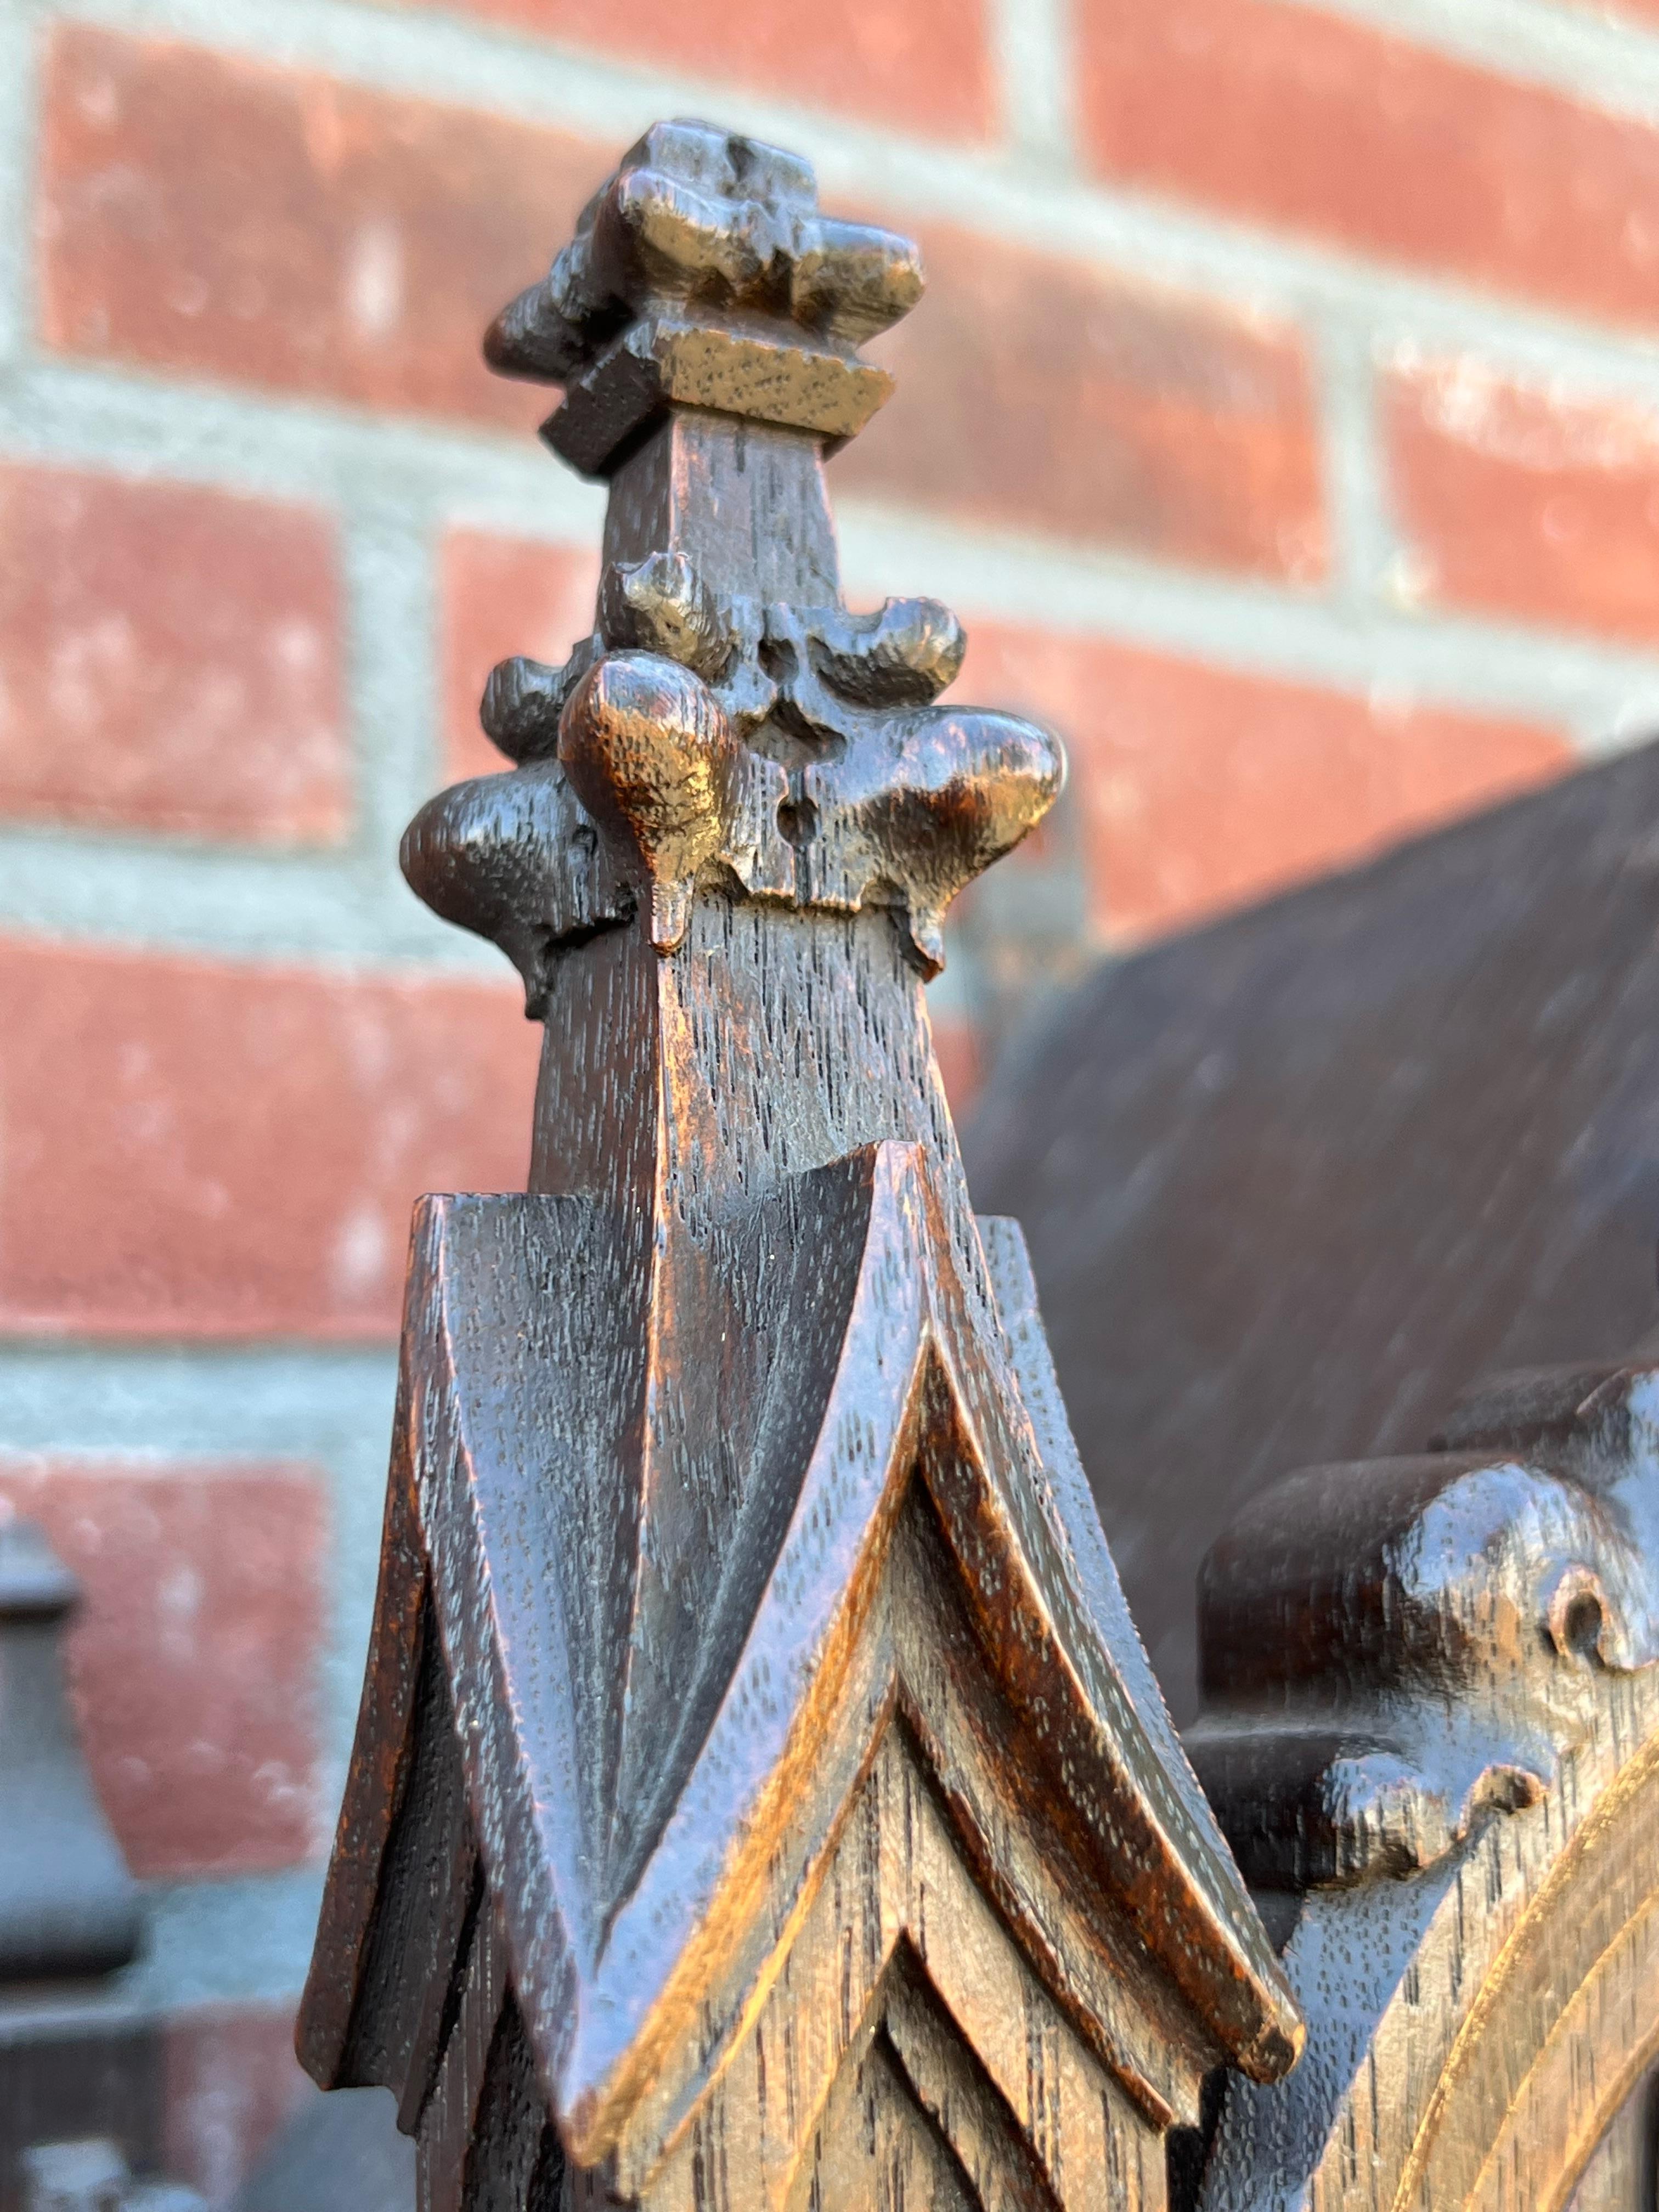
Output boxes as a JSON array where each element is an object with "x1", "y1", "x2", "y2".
[
  {"x1": 294, "y1": 104, "x2": 1659, "y2": 2212},
  {"x1": 966, "y1": 739, "x2": 1659, "y2": 1728},
  {"x1": 298, "y1": 119, "x2": 1299, "y2": 2212},
  {"x1": 1189, "y1": 1357, "x2": 1659, "y2": 2209}
]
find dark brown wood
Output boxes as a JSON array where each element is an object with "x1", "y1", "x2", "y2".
[
  {"x1": 297, "y1": 118, "x2": 1300, "y2": 2212},
  {"x1": 968, "y1": 763, "x2": 1659, "y2": 2204},
  {"x1": 946, "y1": 701, "x2": 1659, "y2": 2207},
  {"x1": 1188, "y1": 1357, "x2": 1659, "y2": 2210},
  {"x1": 964, "y1": 736, "x2": 1659, "y2": 1729}
]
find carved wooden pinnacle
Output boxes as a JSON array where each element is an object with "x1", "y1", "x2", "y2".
[
  {"x1": 403, "y1": 116, "x2": 1062, "y2": 988},
  {"x1": 301, "y1": 121, "x2": 1299, "y2": 2212}
]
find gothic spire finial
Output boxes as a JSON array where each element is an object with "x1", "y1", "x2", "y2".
[
  {"x1": 302, "y1": 122, "x2": 1300, "y2": 2212},
  {"x1": 402, "y1": 121, "x2": 1060, "y2": 1001}
]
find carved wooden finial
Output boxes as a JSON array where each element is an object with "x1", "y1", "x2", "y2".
[
  {"x1": 403, "y1": 116, "x2": 1054, "y2": 982},
  {"x1": 482, "y1": 117, "x2": 923, "y2": 472},
  {"x1": 300, "y1": 123, "x2": 1301, "y2": 2212}
]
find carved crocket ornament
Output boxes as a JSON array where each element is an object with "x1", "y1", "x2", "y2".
[
  {"x1": 1188, "y1": 1358, "x2": 1659, "y2": 2210},
  {"x1": 296, "y1": 121, "x2": 1302, "y2": 2212}
]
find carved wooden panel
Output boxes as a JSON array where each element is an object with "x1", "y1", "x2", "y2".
[{"x1": 963, "y1": 731, "x2": 1659, "y2": 1733}]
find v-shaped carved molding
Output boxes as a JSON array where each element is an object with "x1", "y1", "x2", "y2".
[{"x1": 303, "y1": 1143, "x2": 1298, "y2": 2195}]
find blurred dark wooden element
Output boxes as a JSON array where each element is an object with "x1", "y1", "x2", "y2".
[
  {"x1": 0, "y1": 1509, "x2": 160, "y2": 2212},
  {"x1": 0, "y1": 1510, "x2": 139, "y2": 1982},
  {"x1": 0, "y1": 2021, "x2": 165, "y2": 2212},
  {"x1": 964, "y1": 739, "x2": 1659, "y2": 1727},
  {"x1": 1187, "y1": 1358, "x2": 1659, "y2": 2209},
  {"x1": 297, "y1": 119, "x2": 1300, "y2": 2212},
  {"x1": 968, "y1": 774, "x2": 1659, "y2": 2205}
]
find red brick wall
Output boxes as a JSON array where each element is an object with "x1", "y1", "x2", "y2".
[{"x1": 9, "y1": 0, "x2": 1659, "y2": 2193}]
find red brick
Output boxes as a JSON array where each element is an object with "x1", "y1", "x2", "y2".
[
  {"x1": 40, "y1": 26, "x2": 603, "y2": 431},
  {"x1": 845, "y1": 226, "x2": 1325, "y2": 579},
  {"x1": 957, "y1": 624, "x2": 1572, "y2": 938},
  {"x1": 1386, "y1": 359, "x2": 1659, "y2": 646},
  {"x1": 440, "y1": 531, "x2": 599, "y2": 785},
  {"x1": 0, "y1": 1457, "x2": 324, "y2": 1878},
  {"x1": 0, "y1": 463, "x2": 344, "y2": 843},
  {"x1": 396, "y1": 0, "x2": 990, "y2": 139},
  {"x1": 0, "y1": 938, "x2": 539, "y2": 1339},
  {"x1": 165, "y1": 2005, "x2": 310, "y2": 2207},
  {"x1": 930, "y1": 1017, "x2": 983, "y2": 1120},
  {"x1": 1079, "y1": 0, "x2": 1659, "y2": 331},
  {"x1": 37, "y1": 29, "x2": 1324, "y2": 578}
]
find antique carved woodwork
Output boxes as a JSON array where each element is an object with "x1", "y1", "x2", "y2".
[
  {"x1": 966, "y1": 745, "x2": 1659, "y2": 2204},
  {"x1": 964, "y1": 738, "x2": 1659, "y2": 1728},
  {"x1": 296, "y1": 121, "x2": 1303, "y2": 2212},
  {"x1": 1188, "y1": 1358, "x2": 1659, "y2": 2210}
]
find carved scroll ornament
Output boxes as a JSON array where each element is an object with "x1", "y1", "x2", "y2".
[{"x1": 1188, "y1": 1358, "x2": 1659, "y2": 2210}]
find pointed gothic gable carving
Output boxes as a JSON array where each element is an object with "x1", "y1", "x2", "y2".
[{"x1": 296, "y1": 119, "x2": 1301, "y2": 2212}]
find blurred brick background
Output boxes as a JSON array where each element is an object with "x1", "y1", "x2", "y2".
[{"x1": 7, "y1": 0, "x2": 1659, "y2": 2194}]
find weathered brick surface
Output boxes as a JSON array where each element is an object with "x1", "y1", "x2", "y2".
[
  {"x1": 440, "y1": 530, "x2": 600, "y2": 784},
  {"x1": 165, "y1": 2005, "x2": 312, "y2": 2208},
  {"x1": 0, "y1": 462, "x2": 344, "y2": 842},
  {"x1": 38, "y1": 31, "x2": 1324, "y2": 575},
  {"x1": 0, "y1": 938, "x2": 538, "y2": 1339},
  {"x1": 395, "y1": 0, "x2": 990, "y2": 138},
  {"x1": 1078, "y1": 0, "x2": 1659, "y2": 330},
  {"x1": 848, "y1": 224, "x2": 1327, "y2": 579},
  {"x1": 40, "y1": 26, "x2": 601, "y2": 431},
  {"x1": 1386, "y1": 360, "x2": 1659, "y2": 646},
  {"x1": 958, "y1": 624, "x2": 1572, "y2": 936},
  {"x1": 0, "y1": 1456, "x2": 325, "y2": 1878}
]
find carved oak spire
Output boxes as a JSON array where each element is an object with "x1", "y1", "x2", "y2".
[{"x1": 299, "y1": 121, "x2": 1301, "y2": 2212}]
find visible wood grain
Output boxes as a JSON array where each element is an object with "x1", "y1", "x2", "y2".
[
  {"x1": 299, "y1": 113, "x2": 1301, "y2": 2212},
  {"x1": 291, "y1": 98, "x2": 1659, "y2": 2212},
  {"x1": 1194, "y1": 1360, "x2": 1659, "y2": 2210},
  {"x1": 1565, "y1": 2065, "x2": 1656, "y2": 2211},
  {"x1": 963, "y1": 732, "x2": 1659, "y2": 1732}
]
